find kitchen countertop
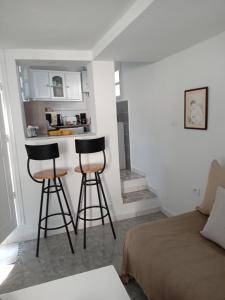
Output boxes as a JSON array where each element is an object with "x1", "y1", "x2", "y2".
[
  {"x1": 51, "y1": 124, "x2": 90, "y2": 129},
  {"x1": 25, "y1": 132, "x2": 96, "y2": 142}
]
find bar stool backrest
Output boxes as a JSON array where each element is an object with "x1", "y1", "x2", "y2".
[
  {"x1": 25, "y1": 143, "x2": 59, "y2": 160},
  {"x1": 75, "y1": 137, "x2": 106, "y2": 174},
  {"x1": 25, "y1": 143, "x2": 59, "y2": 182},
  {"x1": 75, "y1": 137, "x2": 105, "y2": 154}
]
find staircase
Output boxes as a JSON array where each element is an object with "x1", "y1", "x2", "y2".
[{"x1": 120, "y1": 170, "x2": 156, "y2": 204}]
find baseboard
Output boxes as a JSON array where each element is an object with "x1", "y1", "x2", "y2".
[
  {"x1": 115, "y1": 206, "x2": 161, "y2": 220},
  {"x1": 160, "y1": 206, "x2": 175, "y2": 217},
  {"x1": 147, "y1": 184, "x2": 158, "y2": 196},
  {"x1": 4, "y1": 205, "x2": 161, "y2": 244},
  {"x1": 131, "y1": 167, "x2": 146, "y2": 177}
]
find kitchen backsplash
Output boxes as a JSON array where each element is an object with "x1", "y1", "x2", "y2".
[{"x1": 44, "y1": 98, "x2": 89, "y2": 124}]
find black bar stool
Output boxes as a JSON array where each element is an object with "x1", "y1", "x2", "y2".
[
  {"x1": 25, "y1": 143, "x2": 77, "y2": 257},
  {"x1": 74, "y1": 137, "x2": 116, "y2": 249}
]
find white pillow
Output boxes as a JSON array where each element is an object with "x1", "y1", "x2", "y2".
[{"x1": 201, "y1": 186, "x2": 225, "y2": 249}]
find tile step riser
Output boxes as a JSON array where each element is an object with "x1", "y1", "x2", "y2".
[
  {"x1": 122, "y1": 189, "x2": 157, "y2": 204},
  {"x1": 122, "y1": 177, "x2": 147, "y2": 193}
]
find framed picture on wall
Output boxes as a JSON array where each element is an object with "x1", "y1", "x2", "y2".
[{"x1": 184, "y1": 87, "x2": 208, "y2": 130}]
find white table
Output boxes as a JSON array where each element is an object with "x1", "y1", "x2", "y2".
[{"x1": 1, "y1": 265, "x2": 130, "y2": 300}]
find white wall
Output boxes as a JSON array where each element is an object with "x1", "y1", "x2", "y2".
[
  {"x1": 121, "y1": 31, "x2": 225, "y2": 215},
  {"x1": 1, "y1": 51, "x2": 159, "y2": 243}
]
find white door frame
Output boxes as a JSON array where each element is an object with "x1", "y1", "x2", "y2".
[
  {"x1": 0, "y1": 51, "x2": 25, "y2": 226},
  {"x1": 0, "y1": 87, "x2": 17, "y2": 242}
]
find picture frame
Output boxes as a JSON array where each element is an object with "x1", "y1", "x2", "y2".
[{"x1": 184, "y1": 87, "x2": 208, "y2": 130}]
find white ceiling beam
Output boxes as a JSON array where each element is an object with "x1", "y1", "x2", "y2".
[
  {"x1": 5, "y1": 49, "x2": 93, "y2": 61},
  {"x1": 93, "y1": 0, "x2": 156, "y2": 59}
]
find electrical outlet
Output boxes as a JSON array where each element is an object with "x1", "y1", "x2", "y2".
[{"x1": 192, "y1": 187, "x2": 200, "y2": 196}]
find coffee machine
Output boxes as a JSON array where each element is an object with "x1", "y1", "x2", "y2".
[
  {"x1": 46, "y1": 113, "x2": 63, "y2": 126},
  {"x1": 80, "y1": 113, "x2": 87, "y2": 124}
]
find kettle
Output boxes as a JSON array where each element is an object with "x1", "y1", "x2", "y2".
[{"x1": 27, "y1": 125, "x2": 39, "y2": 137}]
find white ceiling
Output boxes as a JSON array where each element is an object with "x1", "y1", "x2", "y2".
[
  {"x1": 1, "y1": 0, "x2": 225, "y2": 63},
  {"x1": 0, "y1": 0, "x2": 135, "y2": 49},
  {"x1": 95, "y1": 0, "x2": 225, "y2": 62}
]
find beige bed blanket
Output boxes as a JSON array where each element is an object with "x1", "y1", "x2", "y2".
[{"x1": 122, "y1": 211, "x2": 225, "y2": 300}]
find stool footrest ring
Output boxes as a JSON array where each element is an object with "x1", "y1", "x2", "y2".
[
  {"x1": 84, "y1": 178, "x2": 100, "y2": 186},
  {"x1": 78, "y1": 205, "x2": 108, "y2": 221},
  {"x1": 43, "y1": 185, "x2": 61, "y2": 193},
  {"x1": 40, "y1": 213, "x2": 72, "y2": 230}
]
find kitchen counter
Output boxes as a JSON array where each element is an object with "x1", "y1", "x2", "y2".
[
  {"x1": 51, "y1": 124, "x2": 90, "y2": 129},
  {"x1": 25, "y1": 132, "x2": 96, "y2": 142}
]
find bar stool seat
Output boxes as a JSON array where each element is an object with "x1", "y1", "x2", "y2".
[
  {"x1": 34, "y1": 168, "x2": 68, "y2": 180},
  {"x1": 74, "y1": 164, "x2": 104, "y2": 174}
]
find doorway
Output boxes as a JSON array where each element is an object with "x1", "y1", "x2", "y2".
[
  {"x1": 115, "y1": 62, "x2": 157, "y2": 204},
  {"x1": 0, "y1": 82, "x2": 17, "y2": 243}
]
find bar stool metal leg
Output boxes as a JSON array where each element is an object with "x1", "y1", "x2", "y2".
[
  {"x1": 75, "y1": 174, "x2": 84, "y2": 230},
  {"x1": 97, "y1": 173, "x2": 116, "y2": 239},
  {"x1": 58, "y1": 177, "x2": 77, "y2": 235},
  {"x1": 95, "y1": 172, "x2": 105, "y2": 225},
  {"x1": 36, "y1": 180, "x2": 45, "y2": 257},
  {"x1": 83, "y1": 174, "x2": 87, "y2": 249},
  {"x1": 44, "y1": 179, "x2": 50, "y2": 238},
  {"x1": 53, "y1": 178, "x2": 75, "y2": 254}
]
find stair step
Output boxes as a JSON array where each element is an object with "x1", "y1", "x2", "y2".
[
  {"x1": 120, "y1": 169, "x2": 145, "y2": 181},
  {"x1": 120, "y1": 169, "x2": 147, "y2": 193},
  {"x1": 122, "y1": 189, "x2": 157, "y2": 204}
]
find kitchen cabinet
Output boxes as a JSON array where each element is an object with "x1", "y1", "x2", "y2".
[
  {"x1": 30, "y1": 70, "x2": 83, "y2": 101},
  {"x1": 65, "y1": 72, "x2": 82, "y2": 101},
  {"x1": 49, "y1": 71, "x2": 65, "y2": 99},
  {"x1": 31, "y1": 70, "x2": 51, "y2": 99}
]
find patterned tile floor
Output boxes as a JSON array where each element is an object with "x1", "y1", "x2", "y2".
[
  {"x1": 0, "y1": 212, "x2": 166, "y2": 299},
  {"x1": 123, "y1": 189, "x2": 157, "y2": 204}
]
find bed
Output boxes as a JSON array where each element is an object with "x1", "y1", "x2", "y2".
[{"x1": 122, "y1": 210, "x2": 225, "y2": 300}]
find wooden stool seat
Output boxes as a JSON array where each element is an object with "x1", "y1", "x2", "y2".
[
  {"x1": 75, "y1": 163, "x2": 104, "y2": 174},
  {"x1": 34, "y1": 168, "x2": 68, "y2": 180}
]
